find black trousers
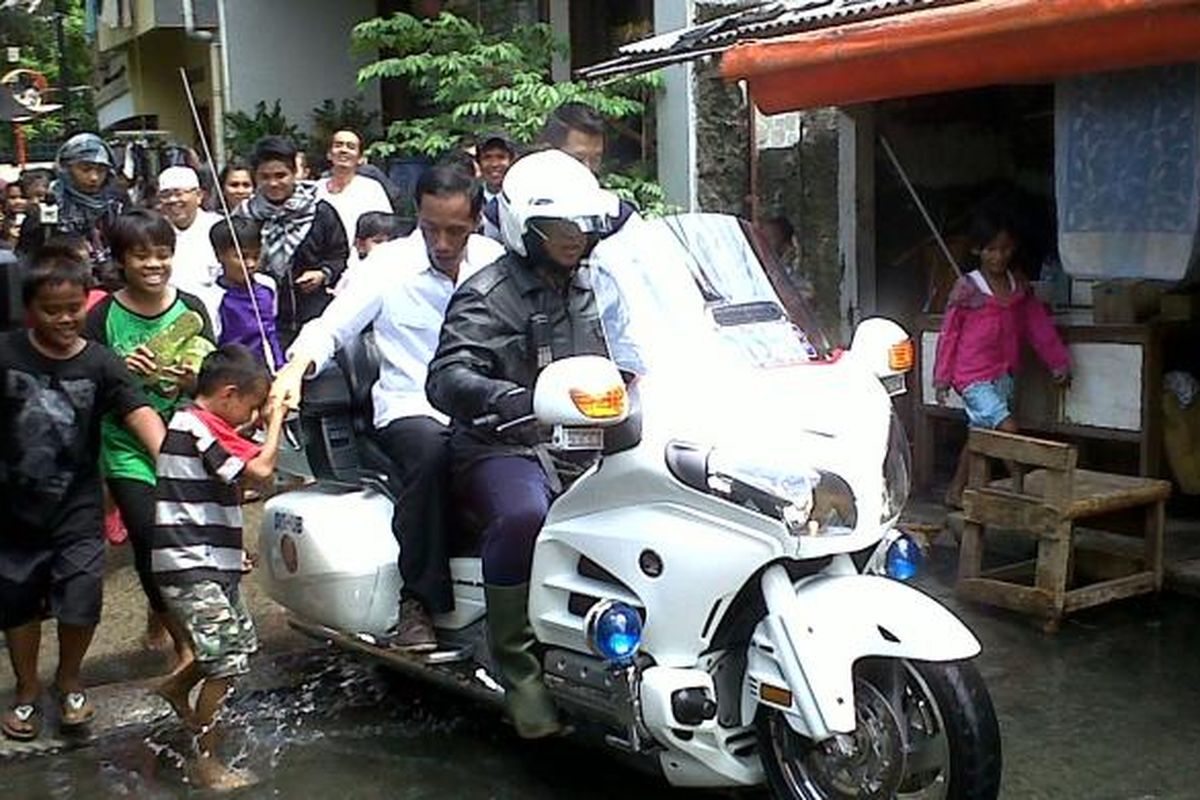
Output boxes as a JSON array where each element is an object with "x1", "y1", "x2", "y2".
[
  {"x1": 107, "y1": 477, "x2": 167, "y2": 613},
  {"x1": 371, "y1": 416, "x2": 454, "y2": 614}
]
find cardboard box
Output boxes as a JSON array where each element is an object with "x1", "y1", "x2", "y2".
[{"x1": 1092, "y1": 280, "x2": 1171, "y2": 324}]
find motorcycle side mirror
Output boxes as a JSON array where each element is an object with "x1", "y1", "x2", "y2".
[{"x1": 533, "y1": 355, "x2": 629, "y2": 428}]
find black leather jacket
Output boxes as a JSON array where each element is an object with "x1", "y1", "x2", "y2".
[{"x1": 426, "y1": 252, "x2": 610, "y2": 467}]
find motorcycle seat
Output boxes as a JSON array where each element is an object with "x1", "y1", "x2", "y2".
[
  {"x1": 302, "y1": 330, "x2": 483, "y2": 556},
  {"x1": 338, "y1": 329, "x2": 400, "y2": 488}
]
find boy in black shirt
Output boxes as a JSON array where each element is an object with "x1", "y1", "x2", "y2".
[{"x1": 0, "y1": 253, "x2": 164, "y2": 741}]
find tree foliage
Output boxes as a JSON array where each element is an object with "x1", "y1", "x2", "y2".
[
  {"x1": 310, "y1": 96, "x2": 380, "y2": 153},
  {"x1": 353, "y1": 11, "x2": 671, "y2": 215},
  {"x1": 223, "y1": 100, "x2": 306, "y2": 160},
  {"x1": 0, "y1": 0, "x2": 95, "y2": 154}
]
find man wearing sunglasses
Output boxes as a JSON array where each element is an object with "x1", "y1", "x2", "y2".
[{"x1": 426, "y1": 149, "x2": 618, "y2": 740}]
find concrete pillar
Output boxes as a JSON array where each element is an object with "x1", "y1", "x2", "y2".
[
  {"x1": 208, "y1": 40, "x2": 226, "y2": 167},
  {"x1": 654, "y1": 0, "x2": 697, "y2": 211},
  {"x1": 837, "y1": 104, "x2": 876, "y2": 340},
  {"x1": 549, "y1": 0, "x2": 570, "y2": 82}
]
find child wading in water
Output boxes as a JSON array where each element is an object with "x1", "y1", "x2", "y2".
[
  {"x1": 85, "y1": 209, "x2": 216, "y2": 670},
  {"x1": 1, "y1": 254, "x2": 164, "y2": 741},
  {"x1": 935, "y1": 214, "x2": 1071, "y2": 507},
  {"x1": 152, "y1": 345, "x2": 286, "y2": 790}
]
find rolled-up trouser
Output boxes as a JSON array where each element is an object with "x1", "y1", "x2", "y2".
[
  {"x1": 455, "y1": 455, "x2": 554, "y2": 587},
  {"x1": 372, "y1": 416, "x2": 455, "y2": 613}
]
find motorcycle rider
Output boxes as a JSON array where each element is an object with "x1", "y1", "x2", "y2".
[
  {"x1": 271, "y1": 166, "x2": 504, "y2": 651},
  {"x1": 426, "y1": 149, "x2": 619, "y2": 739}
]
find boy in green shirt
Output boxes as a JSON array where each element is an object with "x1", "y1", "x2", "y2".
[{"x1": 84, "y1": 209, "x2": 215, "y2": 669}]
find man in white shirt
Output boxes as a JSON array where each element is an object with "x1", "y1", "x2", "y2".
[
  {"x1": 273, "y1": 167, "x2": 503, "y2": 651},
  {"x1": 158, "y1": 166, "x2": 223, "y2": 323},
  {"x1": 316, "y1": 130, "x2": 393, "y2": 262}
]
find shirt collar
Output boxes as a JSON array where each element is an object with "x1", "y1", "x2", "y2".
[
  {"x1": 968, "y1": 269, "x2": 1015, "y2": 297},
  {"x1": 414, "y1": 234, "x2": 495, "y2": 286},
  {"x1": 365, "y1": 232, "x2": 498, "y2": 287}
]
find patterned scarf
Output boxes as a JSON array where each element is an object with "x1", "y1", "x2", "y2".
[
  {"x1": 53, "y1": 132, "x2": 121, "y2": 238},
  {"x1": 243, "y1": 181, "x2": 319, "y2": 279}
]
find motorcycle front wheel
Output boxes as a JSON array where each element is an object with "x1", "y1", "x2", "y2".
[{"x1": 756, "y1": 659, "x2": 1001, "y2": 800}]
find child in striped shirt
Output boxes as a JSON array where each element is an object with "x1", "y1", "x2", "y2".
[{"x1": 150, "y1": 344, "x2": 285, "y2": 791}]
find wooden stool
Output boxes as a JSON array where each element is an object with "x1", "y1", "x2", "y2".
[{"x1": 956, "y1": 429, "x2": 1171, "y2": 633}]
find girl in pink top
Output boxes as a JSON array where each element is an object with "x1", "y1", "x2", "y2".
[{"x1": 934, "y1": 217, "x2": 1071, "y2": 506}]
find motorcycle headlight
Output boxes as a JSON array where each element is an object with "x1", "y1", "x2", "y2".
[
  {"x1": 881, "y1": 411, "x2": 912, "y2": 526},
  {"x1": 666, "y1": 442, "x2": 858, "y2": 536}
]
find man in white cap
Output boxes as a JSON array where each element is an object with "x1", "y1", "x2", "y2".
[{"x1": 158, "y1": 165, "x2": 223, "y2": 323}]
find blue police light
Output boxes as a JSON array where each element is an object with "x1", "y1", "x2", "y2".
[
  {"x1": 584, "y1": 600, "x2": 643, "y2": 664},
  {"x1": 885, "y1": 533, "x2": 924, "y2": 581}
]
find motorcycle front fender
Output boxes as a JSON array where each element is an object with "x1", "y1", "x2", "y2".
[{"x1": 741, "y1": 567, "x2": 980, "y2": 739}]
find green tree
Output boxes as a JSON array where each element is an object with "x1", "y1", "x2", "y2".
[
  {"x1": 353, "y1": 11, "x2": 671, "y2": 215},
  {"x1": 223, "y1": 100, "x2": 306, "y2": 161},
  {"x1": 310, "y1": 97, "x2": 380, "y2": 152},
  {"x1": 0, "y1": 0, "x2": 96, "y2": 155}
]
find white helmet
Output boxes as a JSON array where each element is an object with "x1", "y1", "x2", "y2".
[{"x1": 498, "y1": 149, "x2": 620, "y2": 257}]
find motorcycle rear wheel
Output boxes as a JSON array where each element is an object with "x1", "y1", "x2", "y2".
[{"x1": 756, "y1": 659, "x2": 1001, "y2": 800}]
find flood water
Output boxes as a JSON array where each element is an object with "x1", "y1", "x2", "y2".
[
  {"x1": 0, "y1": 651, "x2": 708, "y2": 799},
  {"x1": 4, "y1": 548, "x2": 1200, "y2": 798}
]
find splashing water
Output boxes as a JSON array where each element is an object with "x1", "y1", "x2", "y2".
[{"x1": 1, "y1": 650, "x2": 678, "y2": 799}]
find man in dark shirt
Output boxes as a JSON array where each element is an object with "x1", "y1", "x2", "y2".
[
  {"x1": 426, "y1": 150, "x2": 618, "y2": 739},
  {"x1": 237, "y1": 136, "x2": 349, "y2": 345}
]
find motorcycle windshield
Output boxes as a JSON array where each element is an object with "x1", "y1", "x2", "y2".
[
  {"x1": 589, "y1": 212, "x2": 893, "y2": 531},
  {"x1": 590, "y1": 212, "x2": 824, "y2": 380}
]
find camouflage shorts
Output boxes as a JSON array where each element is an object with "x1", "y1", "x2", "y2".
[{"x1": 160, "y1": 581, "x2": 258, "y2": 679}]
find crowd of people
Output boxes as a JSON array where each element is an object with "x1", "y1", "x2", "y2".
[{"x1": 1, "y1": 100, "x2": 644, "y2": 786}]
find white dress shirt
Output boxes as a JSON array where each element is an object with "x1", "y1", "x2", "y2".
[
  {"x1": 291, "y1": 231, "x2": 505, "y2": 428},
  {"x1": 170, "y1": 209, "x2": 223, "y2": 326}
]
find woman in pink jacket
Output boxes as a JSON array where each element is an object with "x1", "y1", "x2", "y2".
[{"x1": 935, "y1": 215, "x2": 1071, "y2": 507}]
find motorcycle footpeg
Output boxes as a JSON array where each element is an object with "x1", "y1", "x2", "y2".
[{"x1": 424, "y1": 644, "x2": 473, "y2": 664}]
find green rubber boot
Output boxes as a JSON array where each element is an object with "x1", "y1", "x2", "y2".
[{"x1": 485, "y1": 583, "x2": 562, "y2": 739}]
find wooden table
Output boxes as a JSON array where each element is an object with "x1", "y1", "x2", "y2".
[
  {"x1": 912, "y1": 313, "x2": 1196, "y2": 490},
  {"x1": 956, "y1": 429, "x2": 1171, "y2": 632}
]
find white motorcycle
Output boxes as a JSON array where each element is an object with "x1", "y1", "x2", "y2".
[{"x1": 260, "y1": 213, "x2": 1001, "y2": 799}]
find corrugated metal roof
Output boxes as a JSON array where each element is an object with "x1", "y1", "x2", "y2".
[{"x1": 579, "y1": 0, "x2": 974, "y2": 79}]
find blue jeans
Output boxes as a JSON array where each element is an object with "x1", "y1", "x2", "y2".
[
  {"x1": 961, "y1": 374, "x2": 1015, "y2": 429},
  {"x1": 456, "y1": 456, "x2": 554, "y2": 586}
]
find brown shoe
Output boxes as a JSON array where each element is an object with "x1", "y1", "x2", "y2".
[{"x1": 392, "y1": 600, "x2": 437, "y2": 653}]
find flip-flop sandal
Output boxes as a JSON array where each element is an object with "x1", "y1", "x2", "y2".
[
  {"x1": 2, "y1": 702, "x2": 42, "y2": 741},
  {"x1": 57, "y1": 690, "x2": 96, "y2": 729}
]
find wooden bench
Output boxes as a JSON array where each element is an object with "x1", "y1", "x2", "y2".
[{"x1": 956, "y1": 429, "x2": 1171, "y2": 632}]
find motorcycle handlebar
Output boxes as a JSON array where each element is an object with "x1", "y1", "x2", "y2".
[
  {"x1": 471, "y1": 413, "x2": 502, "y2": 429},
  {"x1": 470, "y1": 413, "x2": 537, "y2": 433}
]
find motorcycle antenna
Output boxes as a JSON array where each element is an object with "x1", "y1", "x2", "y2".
[{"x1": 177, "y1": 66, "x2": 278, "y2": 374}]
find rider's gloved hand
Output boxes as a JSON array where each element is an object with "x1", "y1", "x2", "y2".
[{"x1": 493, "y1": 387, "x2": 534, "y2": 425}]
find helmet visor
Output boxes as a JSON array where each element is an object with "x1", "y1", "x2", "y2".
[{"x1": 528, "y1": 215, "x2": 612, "y2": 241}]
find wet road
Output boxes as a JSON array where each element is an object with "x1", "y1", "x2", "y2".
[
  {"x1": 3, "y1": 548, "x2": 1200, "y2": 799},
  {"x1": 0, "y1": 652, "x2": 699, "y2": 799}
]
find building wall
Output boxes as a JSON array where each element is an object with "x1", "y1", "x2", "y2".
[
  {"x1": 757, "y1": 109, "x2": 843, "y2": 333},
  {"x1": 96, "y1": 0, "x2": 217, "y2": 52},
  {"x1": 223, "y1": 0, "x2": 380, "y2": 136},
  {"x1": 693, "y1": 1, "x2": 752, "y2": 217},
  {"x1": 120, "y1": 31, "x2": 213, "y2": 141}
]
